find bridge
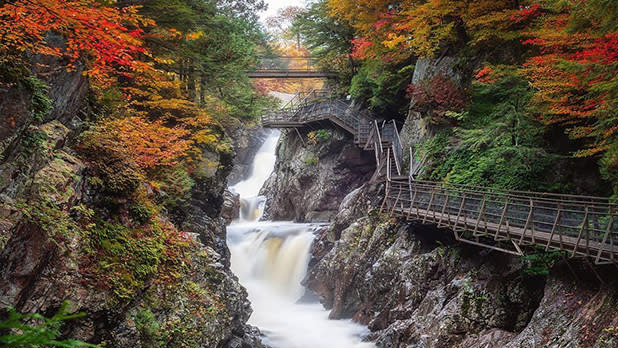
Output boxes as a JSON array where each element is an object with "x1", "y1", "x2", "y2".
[
  {"x1": 247, "y1": 56, "x2": 337, "y2": 78},
  {"x1": 261, "y1": 90, "x2": 618, "y2": 265}
]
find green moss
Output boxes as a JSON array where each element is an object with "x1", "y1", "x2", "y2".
[
  {"x1": 304, "y1": 156, "x2": 319, "y2": 166},
  {"x1": 85, "y1": 221, "x2": 168, "y2": 301},
  {"x1": 134, "y1": 309, "x2": 163, "y2": 347},
  {"x1": 129, "y1": 203, "x2": 154, "y2": 226}
]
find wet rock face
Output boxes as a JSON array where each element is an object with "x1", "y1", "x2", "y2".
[
  {"x1": 261, "y1": 127, "x2": 375, "y2": 222},
  {"x1": 306, "y1": 188, "x2": 618, "y2": 347}
]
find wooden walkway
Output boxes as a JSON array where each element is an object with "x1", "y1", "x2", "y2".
[{"x1": 261, "y1": 90, "x2": 618, "y2": 265}]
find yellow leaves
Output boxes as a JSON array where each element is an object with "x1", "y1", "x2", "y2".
[
  {"x1": 382, "y1": 33, "x2": 407, "y2": 50},
  {"x1": 185, "y1": 31, "x2": 204, "y2": 41},
  {"x1": 154, "y1": 57, "x2": 176, "y2": 65}
]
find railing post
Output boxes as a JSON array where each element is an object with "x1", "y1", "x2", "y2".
[
  {"x1": 438, "y1": 189, "x2": 450, "y2": 228},
  {"x1": 473, "y1": 196, "x2": 487, "y2": 237},
  {"x1": 546, "y1": 204, "x2": 561, "y2": 251},
  {"x1": 423, "y1": 190, "x2": 436, "y2": 224},
  {"x1": 455, "y1": 193, "x2": 467, "y2": 228},
  {"x1": 572, "y1": 206, "x2": 589, "y2": 257},
  {"x1": 390, "y1": 184, "x2": 403, "y2": 216},
  {"x1": 494, "y1": 197, "x2": 509, "y2": 241},
  {"x1": 595, "y1": 214, "x2": 613, "y2": 264},
  {"x1": 519, "y1": 198, "x2": 534, "y2": 245},
  {"x1": 407, "y1": 178, "x2": 417, "y2": 220}
]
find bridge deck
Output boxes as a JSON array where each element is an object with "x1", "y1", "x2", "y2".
[
  {"x1": 384, "y1": 179, "x2": 617, "y2": 264},
  {"x1": 249, "y1": 56, "x2": 336, "y2": 79}
]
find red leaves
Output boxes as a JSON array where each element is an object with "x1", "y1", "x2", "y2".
[
  {"x1": 510, "y1": 3, "x2": 541, "y2": 23},
  {"x1": 350, "y1": 37, "x2": 374, "y2": 60},
  {"x1": 474, "y1": 66, "x2": 497, "y2": 84},
  {"x1": 575, "y1": 33, "x2": 618, "y2": 64},
  {"x1": 407, "y1": 75, "x2": 467, "y2": 117},
  {"x1": 0, "y1": 0, "x2": 153, "y2": 86}
]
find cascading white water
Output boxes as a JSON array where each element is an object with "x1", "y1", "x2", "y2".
[
  {"x1": 227, "y1": 128, "x2": 375, "y2": 348},
  {"x1": 230, "y1": 130, "x2": 280, "y2": 221}
]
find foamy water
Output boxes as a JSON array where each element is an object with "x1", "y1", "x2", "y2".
[
  {"x1": 228, "y1": 222, "x2": 374, "y2": 348},
  {"x1": 226, "y1": 103, "x2": 374, "y2": 348}
]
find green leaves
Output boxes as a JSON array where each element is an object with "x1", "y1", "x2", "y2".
[{"x1": 0, "y1": 302, "x2": 99, "y2": 347}]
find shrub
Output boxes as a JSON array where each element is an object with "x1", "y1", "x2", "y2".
[
  {"x1": 304, "y1": 156, "x2": 318, "y2": 165},
  {"x1": 407, "y1": 74, "x2": 467, "y2": 120},
  {"x1": 0, "y1": 301, "x2": 99, "y2": 347}
]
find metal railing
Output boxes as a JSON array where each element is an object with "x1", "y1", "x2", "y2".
[
  {"x1": 262, "y1": 89, "x2": 357, "y2": 133},
  {"x1": 260, "y1": 89, "x2": 618, "y2": 264},
  {"x1": 254, "y1": 56, "x2": 322, "y2": 72},
  {"x1": 383, "y1": 177, "x2": 618, "y2": 264}
]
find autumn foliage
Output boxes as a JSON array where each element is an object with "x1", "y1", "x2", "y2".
[
  {"x1": 407, "y1": 75, "x2": 467, "y2": 119},
  {"x1": 0, "y1": 0, "x2": 153, "y2": 86}
]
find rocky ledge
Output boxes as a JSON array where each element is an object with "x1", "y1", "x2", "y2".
[{"x1": 305, "y1": 184, "x2": 618, "y2": 348}]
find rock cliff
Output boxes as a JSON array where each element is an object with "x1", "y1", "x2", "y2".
[
  {"x1": 306, "y1": 183, "x2": 618, "y2": 348},
  {"x1": 0, "y1": 56, "x2": 262, "y2": 347},
  {"x1": 261, "y1": 127, "x2": 375, "y2": 222}
]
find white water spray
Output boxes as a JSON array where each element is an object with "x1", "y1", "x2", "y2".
[
  {"x1": 227, "y1": 126, "x2": 375, "y2": 348},
  {"x1": 230, "y1": 130, "x2": 280, "y2": 221}
]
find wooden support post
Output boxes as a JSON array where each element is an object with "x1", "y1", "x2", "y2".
[
  {"x1": 390, "y1": 187, "x2": 403, "y2": 216},
  {"x1": 572, "y1": 206, "x2": 589, "y2": 258},
  {"x1": 423, "y1": 191, "x2": 436, "y2": 224},
  {"x1": 519, "y1": 198, "x2": 534, "y2": 245},
  {"x1": 407, "y1": 180, "x2": 417, "y2": 221},
  {"x1": 473, "y1": 197, "x2": 487, "y2": 237},
  {"x1": 595, "y1": 215, "x2": 613, "y2": 264},
  {"x1": 438, "y1": 192, "x2": 450, "y2": 228},
  {"x1": 530, "y1": 199, "x2": 536, "y2": 244},
  {"x1": 494, "y1": 198, "x2": 509, "y2": 241},
  {"x1": 380, "y1": 179, "x2": 391, "y2": 214},
  {"x1": 546, "y1": 205, "x2": 561, "y2": 251},
  {"x1": 455, "y1": 193, "x2": 467, "y2": 230}
]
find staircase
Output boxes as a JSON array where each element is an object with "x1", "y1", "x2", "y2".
[{"x1": 259, "y1": 91, "x2": 618, "y2": 266}]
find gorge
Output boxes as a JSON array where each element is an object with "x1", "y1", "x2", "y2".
[{"x1": 1, "y1": 0, "x2": 618, "y2": 347}]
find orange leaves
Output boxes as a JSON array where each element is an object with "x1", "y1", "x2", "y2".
[
  {"x1": 521, "y1": 1, "x2": 618, "y2": 157},
  {"x1": 93, "y1": 117, "x2": 190, "y2": 170},
  {"x1": 0, "y1": 0, "x2": 153, "y2": 86},
  {"x1": 350, "y1": 37, "x2": 374, "y2": 60},
  {"x1": 474, "y1": 66, "x2": 497, "y2": 84}
]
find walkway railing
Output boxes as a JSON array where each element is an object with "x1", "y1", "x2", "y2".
[
  {"x1": 262, "y1": 90, "x2": 357, "y2": 134},
  {"x1": 247, "y1": 56, "x2": 337, "y2": 78},
  {"x1": 383, "y1": 178, "x2": 618, "y2": 264},
  {"x1": 260, "y1": 90, "x2": 618, "y2": 264}
]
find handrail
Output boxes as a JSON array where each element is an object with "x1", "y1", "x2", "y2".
[
  {"x1": 383, "y1": 178, "x2": 618, "y2": 264},
  {"x1": 390, "y1": 120, "x2": 403, "y2": 176},
  {"x1": 261, "y1": 92, "x2": 618, "y2": 264},
  {"x1": 374, "y1": 120, "x2": 383, "y2": 156},
  {"x1": 391, "y1": 178, "x2": 618, "y2": 206}
]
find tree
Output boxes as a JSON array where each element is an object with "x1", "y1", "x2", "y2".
[{"x1": 0, "y1": 0, "x2": 153, "y2": 86}]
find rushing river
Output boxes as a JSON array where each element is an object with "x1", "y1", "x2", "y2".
[{"x1": 228, "y1": 130, "x2": 374, "y2": 348}]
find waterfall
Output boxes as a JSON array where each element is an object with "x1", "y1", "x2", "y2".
[
  {"x1": 230, "y1": 130, "x2": 280, "y2": 221},
  {"x1": 227, "y1": 128, "x2": 375, "y2": 348}
]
